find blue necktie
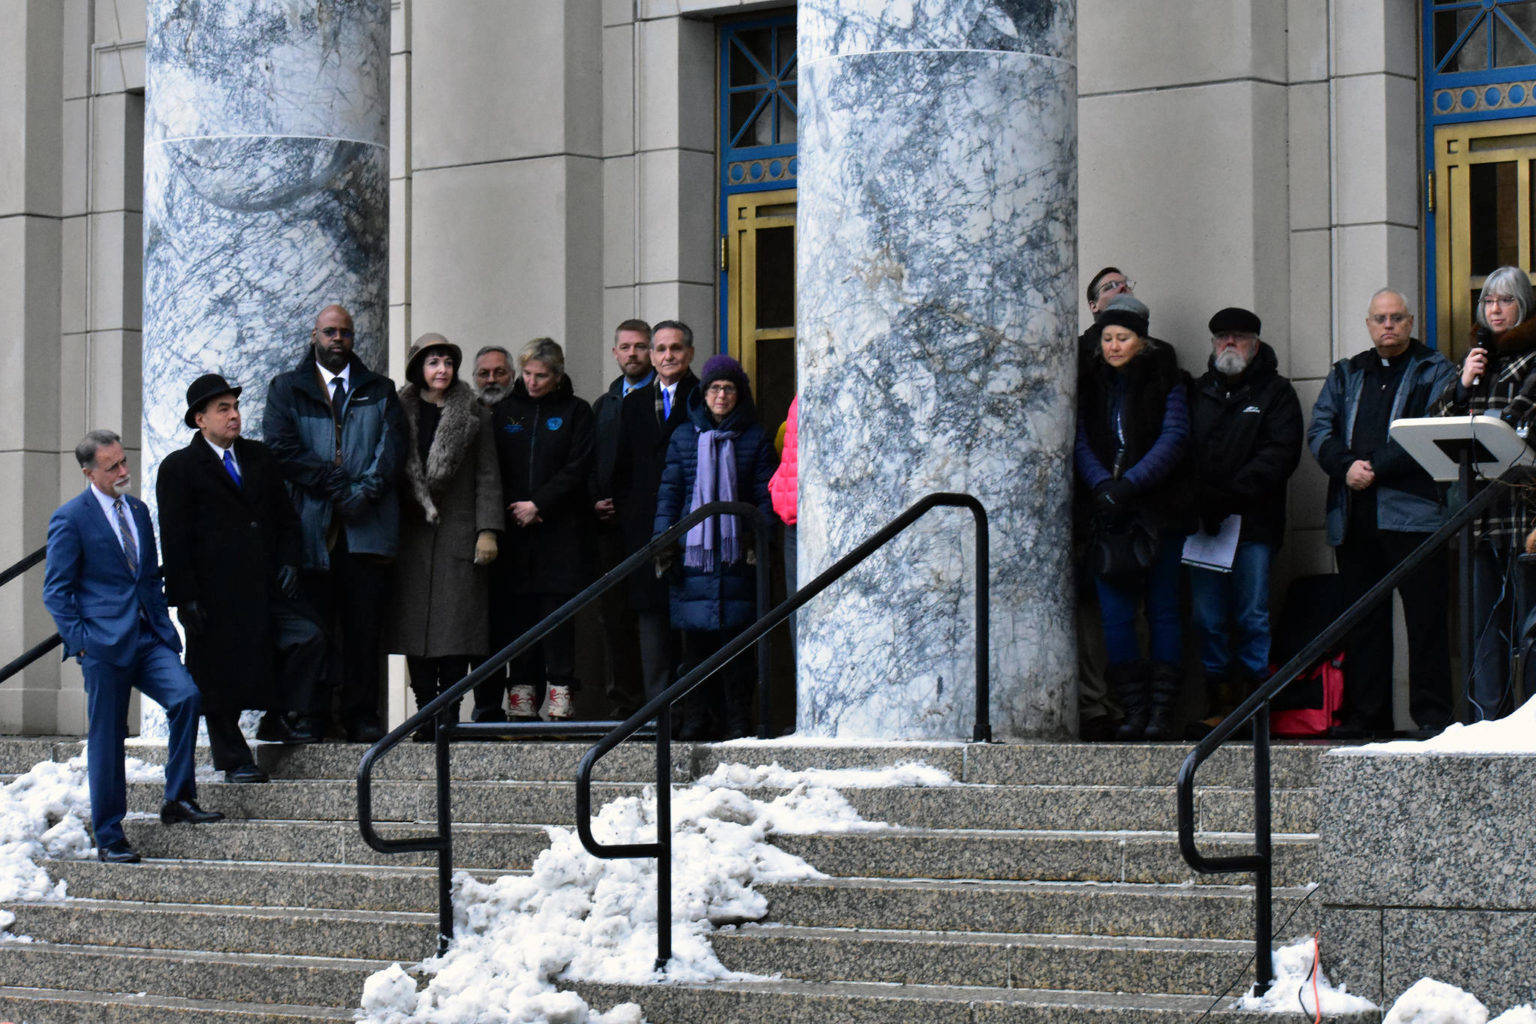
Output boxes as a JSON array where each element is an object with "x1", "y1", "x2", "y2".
[
  {"x1": 223, "y1": 450, "x2": 242, "y2": 487},
  {"x1": 662, "y1": 387, "x2": 672, "y2": 419},
  {"x1": 113, "y1": 498, "x2": 139, "y2": 575}
]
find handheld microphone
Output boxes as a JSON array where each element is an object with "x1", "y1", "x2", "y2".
[{"x1": 1472, "y1": 325, "x2": 1493, "y2": 390}]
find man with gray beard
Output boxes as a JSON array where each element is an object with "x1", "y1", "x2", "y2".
[
  {"x1": 1185, "y1": 307, "x2": 1302, "y2": 732},
  {"x1": 473, "y1": 346, "x2": 513, "y2": 407}
]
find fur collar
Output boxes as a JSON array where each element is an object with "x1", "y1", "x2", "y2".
[
  {"x1": 400, "y1": 380, "x2": 481, "y2": 522},
  {"x1": 1494, "y1": 316, "x2": 1536, "y2": 357}
]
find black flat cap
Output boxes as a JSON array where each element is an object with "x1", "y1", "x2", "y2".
[{"x1": 1208, "y1": 307, "x2": 1262, "y2": 336}]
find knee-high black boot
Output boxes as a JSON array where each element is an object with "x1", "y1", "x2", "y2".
[
  {"x1": 1144, "y1": 662, "x2": 1184, "y2": 741},
  {"x1": 1109, "y1": 660, "x2": 1149, "y2": 741}
]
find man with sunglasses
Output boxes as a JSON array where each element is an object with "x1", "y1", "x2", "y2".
[{"x1": 264, "y1": 304, "x2": 405, "y2": 742}]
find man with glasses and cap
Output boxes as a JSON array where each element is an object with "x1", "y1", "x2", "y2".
[
  {"x1": 264, "y1": 304, "x2": 405, "y2": 742},
  {"x1": 157, "y1": 374, "x2": 328, "y2": 781}
]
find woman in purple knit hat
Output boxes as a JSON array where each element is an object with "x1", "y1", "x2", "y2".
[{"x1": 652, "y1": 354, "x2": 777, "y2": 739}]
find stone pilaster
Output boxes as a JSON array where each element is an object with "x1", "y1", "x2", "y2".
[{"x1": 796, "y1": 1, "x2": 1078, "y2": 739}]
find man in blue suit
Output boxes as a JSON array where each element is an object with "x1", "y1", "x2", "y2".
[{"x1": 42, "y1": 429, "x2": 223, "y2": 864}]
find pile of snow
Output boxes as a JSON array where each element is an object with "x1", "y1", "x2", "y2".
[
  {"x1": 359, "y1": 763, "x2": 915, "y2": 1024},
  {"x1": 0, "y1": 752, "x2": 177, "y2": 915},
  {"x1": 1352, "y1": 697, "x2": 1536, "y2": 754},
  {"x1": 1238, "y1": 936, "x2": 1377, "y2": 1014},
  {"x1": 1383, "y1": 977, "x2": 1536, "y2": 1023},
  {"x1": 697, "y1": 759, "x2": 954, "y2": 791}
]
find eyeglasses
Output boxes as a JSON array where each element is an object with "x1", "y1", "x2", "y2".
[
  {"x1": 1367, "y1": 313, "x2": 1411, "y2": 326},
  {"x1": 1483, "y1": 294, "x2": 1517, "y2": 306},
  {"x1": 319, "y1": 326, "x2": 354, "y2": 338},
  {"x1": 705, "y1": 383, "x2": 737, "y2": 395},
  {"x1": 1095, "y1": 278, "x2": 1133, "y2": 299}
]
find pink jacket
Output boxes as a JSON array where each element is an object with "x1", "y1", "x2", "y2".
[{"x1": 768, "y1": 395, "x2": 798, "y2": 525}]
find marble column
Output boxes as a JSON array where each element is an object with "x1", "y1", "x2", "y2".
[
  {"x1": 796, "y1": 1, "x2": 1078, "y2": 739},
  {"x1": 140, "y1": 1, "x2": 389, "y2": 734}
]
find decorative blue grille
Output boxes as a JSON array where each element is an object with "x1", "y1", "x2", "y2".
[{"x1": 1426, "y1": 1, "x2": 1536, "y2": 126}]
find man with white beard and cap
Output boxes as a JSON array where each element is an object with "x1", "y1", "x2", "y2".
[{"x1": 1185, "y1": 307, "x2": 1303, "y2": 732}]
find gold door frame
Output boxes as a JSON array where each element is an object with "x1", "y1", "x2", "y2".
[
  {"x1": 724, "y1": 188, "x2": 796, "y2": 389},
  {"x1": 1434, "y1": 117, "x2": 1536, "y2": 358}
]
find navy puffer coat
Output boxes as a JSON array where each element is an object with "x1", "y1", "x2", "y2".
[{"x1": 652, "y1": 395, "x2": 777, "y2": 632}]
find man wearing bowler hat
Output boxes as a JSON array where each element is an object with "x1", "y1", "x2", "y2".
[
  {"x1": 157, "y1": 374, "x2": 328, "y2": 781},
  {"x1": 1184, "y1": 307, "x2": 1303, "y2": 731}
]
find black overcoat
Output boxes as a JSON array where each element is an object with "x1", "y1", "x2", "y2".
[
  {"x1": 491, "y1": 375, "x2": 595, "y2": 596},
  {"x1": 611, "y1": 371, "x2": 699, "y2": 611},
  {"x1": 156, "y1": 434, "x2": 305, "y2": 713}
]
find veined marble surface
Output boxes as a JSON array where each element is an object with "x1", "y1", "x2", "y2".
[
  {"x1": 796, "y1": 1, "x2": 1077, "y2": 739},
  {"x1": 140, "y1": 1, "x2": 389, "y2": 736}
]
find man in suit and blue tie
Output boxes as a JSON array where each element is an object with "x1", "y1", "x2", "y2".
[{"x1": 42, "y1": 429, "x2": 224, "y2": 864}]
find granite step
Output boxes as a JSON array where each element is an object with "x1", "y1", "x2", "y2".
[
  {"x1": 0, "y1": 941, "x2": 383, "y2": 1008},
  {"x1": 120, "y1": 776, "x2": 1318, "y2": 833},
  {"x1": 8, "y1": 898, "x2": 436, "y2": 960},
  {"x1": 0, "y1": 736, "x2": 78, "y2": 773},
  {"x1": 0, "y1": 985, "x2": 353, "y2": 1023},
  {"x1": 756, "y1": 877, "x2": 1319, "y2": 940},
  {"x1": 711, "y1": 924, "x2": 1254, "y2": 994},
  {"x1": 572, "y1": 977, "x2": 1378, "y2": 1023},
  {"x1": 47, "y1": 858, "x2": 504, "y2": 912}
]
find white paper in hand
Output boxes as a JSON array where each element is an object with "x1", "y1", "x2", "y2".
[{"x1": 1182, "y1": 514, "x2": 1241, "y2": 572}]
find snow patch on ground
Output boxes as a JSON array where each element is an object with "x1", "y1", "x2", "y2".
[
  {"x1": 1237, "y1": 936, "x2": 1377, "y2": 1014},
  {"x1": 697, "y1": 759, "x2": 955, "y2": 791},
  {"x1": 1383, "y1": 978, "x2": 1536, "y2": 1024},
  {"x1": 1346, "y1": 696, "x2": 1536, "y2": 754},
  {"x1": 357, "y1": 763, "x2": 914, "y2": 1024}
]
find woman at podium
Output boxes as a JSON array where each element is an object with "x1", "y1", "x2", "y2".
[{"x1": 1432, "y1": 264, "x2": 1536, "y2": 720}]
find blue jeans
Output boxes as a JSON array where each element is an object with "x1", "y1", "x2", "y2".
[
  {"x1": 1095, "y1": 533, "x2": 1183, "y2": 666},
  {"x1": 1188, "y1": 540, "x2": 1274, "y2": 678}
]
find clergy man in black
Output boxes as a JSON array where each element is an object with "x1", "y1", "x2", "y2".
[{"x1": 157, "y1": 374, "x2": 326, "y2": 782}]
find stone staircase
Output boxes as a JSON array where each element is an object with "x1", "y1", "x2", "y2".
[{"x1": 0, "y1": 737, "x2": 1380, "y2": 1023}]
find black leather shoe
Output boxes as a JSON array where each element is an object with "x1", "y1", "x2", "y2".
[
  {"x1": 346, "y1": 719, "x2": 385, "y2": 744},
  {"x1": 97, "y1": 840, "x2": 141, "y2": 863},
  {"x1": 256, "y1": 712, "x2": 321, "y2": 744},
  {"x1": 160, "y1": 799, "x2": 225, "y2": 825},
  {"x1": 224, "y1": 763, "x2": 269, "y2": 784}
]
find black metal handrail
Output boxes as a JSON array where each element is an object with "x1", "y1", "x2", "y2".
[
  {"x1": 357, "y1": 501, "x2": 773, "y2": 952},
  {"x1": 576, "y1": 492, "x2": 990, "y2": 970},
  {"x1": 0, "y1": 546, "x2": 62, "y2": 686},
  {"x1": 1176, "y1": 473, "x2": 1508, "y2": 993}
]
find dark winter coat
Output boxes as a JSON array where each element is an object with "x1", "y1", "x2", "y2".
[
  {"x1": 612, "y1": 371, "x2": 700, "y2": 612},
  {"x1": 156, "y1": 435, "x2": 306, "y2": 713},
  {"x1": 389, "y1": 380, "x2": 503, "y2": 657},
  {"x1": 652, "y1": 395, "x2": 777, "y2": 632},
  {"x1": 492, "y1": 375, "x2": 595, "y2": 596},
  {"x1": 1308, "y1": 338, "x2": 1456, "y2": 546},
  {"x1": 264, "y1": 350, "x2": 406, "y2": 569},
  {"x1": 1186, "y1": 342, "x2": 1304, "y2": 547},
  {"x1": 590, "y1": 372, "x2": 654, "y2": 504},
  {"x1": 1075, "y1": 339, "x2": 1193, "y2": 533}
]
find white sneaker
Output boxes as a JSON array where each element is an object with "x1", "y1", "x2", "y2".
[
  {"x1": 508, "y1": 685, "x2": 537, "y2": 719},
  {"x1": 541, "y1": 684, "x2": 573, "y2": 720}
]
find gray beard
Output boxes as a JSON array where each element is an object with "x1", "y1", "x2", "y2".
[
  {"x1": 1214, "y1": 350, "x2": 1250, "y2": 376},
  {"x1": 477, "y1": 384, "x2": 507, "y2": 406}
]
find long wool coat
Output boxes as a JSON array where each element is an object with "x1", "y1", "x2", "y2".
[
  {"x1": 389, "y1": 380, "x2": 503, "y2": 658},
  {"x1": 156, "y1": 435, "x2": 306, "y2": 713}
]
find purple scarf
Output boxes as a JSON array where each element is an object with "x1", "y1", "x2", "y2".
[{"x1": 684, "y1": 429, "x2": 741, "y2": 569}]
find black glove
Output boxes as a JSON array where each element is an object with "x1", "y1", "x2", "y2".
[
  {"x1": 177, "y1": 602, "x2": 208, "y2": 635},
  {"x1": 277, "y1": 564, "x2": 302, "y2": 601},
  {"x1": 323, "y1": 465, "x2": 350, "y2": 502},
  {"x1": 1092, "y1": 478, "x2": 1136, "y2": 512},
  {"x1": 654, "y1": 545, "x2": 676, "y2": 578}
]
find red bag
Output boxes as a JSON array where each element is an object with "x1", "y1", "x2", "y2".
[{"x1": 1270, "y1": 652, "x2": 1345, "y2": 738}]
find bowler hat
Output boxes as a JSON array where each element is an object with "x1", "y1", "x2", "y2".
[
  {"x1": 405, "y1": 333, "x2": 464, "y2": 386},
  {"x1": 184, "y1": 373, "x2": 242, "y2": 428},
  {"x1": 1209, "y1": 307, "x2": 1262, "y2": 336}
]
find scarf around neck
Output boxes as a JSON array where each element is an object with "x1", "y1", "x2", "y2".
[{"x1": 685, "y1": 428, "x2": 741, "y2": 569}]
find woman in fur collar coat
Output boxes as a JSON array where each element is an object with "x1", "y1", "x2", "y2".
[
  {"x1": 1433, "y1": 265, "x2": 1536, "y2": 721},
  {"x1": 388, "y1": 334, "x2": 503, "y2": 739}
]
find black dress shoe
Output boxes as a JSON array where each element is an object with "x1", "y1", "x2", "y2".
[
  {"x1": 346, "y1": 719, "x2": 385, "y2": 744},
  {"x1": 97, "y1": 840, "x2": 141, "y2": 863},
  {"x1": 257, "y1": 712, "x2": 321, "y2": 744},
  {"x1": 224, "y1": 763, "x2": 269, "y2": 784},
  {"x1": 160, "y1": 798, "x2": 225, "y2": 825}
]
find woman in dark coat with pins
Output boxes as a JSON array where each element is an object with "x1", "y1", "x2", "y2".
[
  {"x1": 653, "y1": 354, "x2": 777, "y2": 739},
  {"x1": 485, "y1": 337, "x2": 595, "y2": 721},
  {"x1": 388, "y1": 334, "x2": 503, "y2": 740},
  {"x1": 1075, "y1": 305, "x2": 1192, "y2": 741}
]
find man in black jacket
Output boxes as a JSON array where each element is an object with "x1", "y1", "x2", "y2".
[
  {"x1": 264, "y1": 305, "x2": 405, "y2": 743},
  {"x1": 590, "y1": 320, "x2": 655, "y2": 715},
  {"x1": 1186, "y1": 307, "x2": 1303, "y2": 729},
  {"x1": 612, "y1": 319, "x2": 699, "y2": 702},
  {"x1": 158, "y1": 375, "x2": 326, "y2": 779}
]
